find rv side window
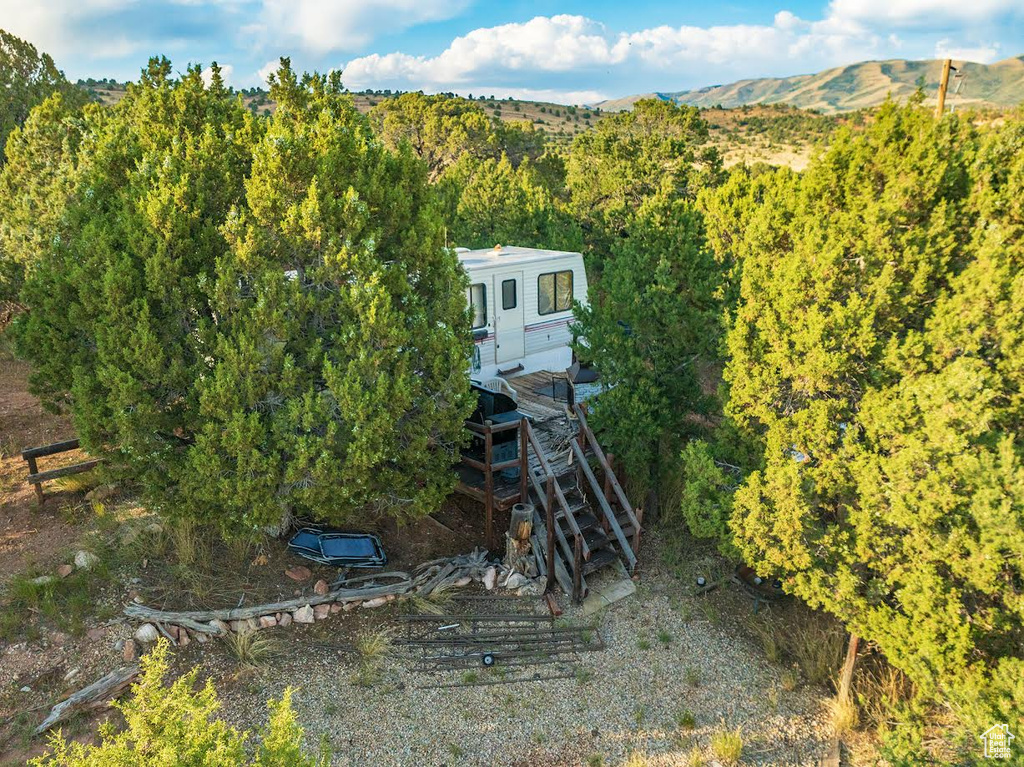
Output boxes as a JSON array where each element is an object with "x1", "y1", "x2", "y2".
[
  {"x1": 501, "y1": 279, "x2": 517, "y2": 310},
  {"x1": 538, "y1": 270, "x2": 573, "y2": 315},
  {"x1": 468, "y1": 283, "x2": 487, "y2": 329}
]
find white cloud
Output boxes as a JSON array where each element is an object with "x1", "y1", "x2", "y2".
[
  {"x1": 0, "y1": 0, "x2": 142, "y2": 60},
  {"x1": 341, "y1": 13, "x2": 889, "y2": 93},
  {"x1": 253, "y1": 0, "x2": 472, "y2": 54},
  {"x1": 201, "y1": 63, "x2": 235, "y2": 86},
  {"x1": 934, "y1": 39, "x2": 1001, "y2": 63},
  {"x1": 257, "y1": 59, "x2": 280, "y2": 85}
]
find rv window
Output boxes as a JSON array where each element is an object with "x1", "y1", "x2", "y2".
[
  {"x1": 467, "y1": 283, "x2": 487, "y2": 329},
  {"x1": 538, "y1": 270, "x2": 573, "y2": 315},
  {"x1": 501, "y1": 279, "x2": 517, "y2": 310}
]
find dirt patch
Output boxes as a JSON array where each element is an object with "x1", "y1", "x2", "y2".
[{"x1": 0, "y1": 356, "x2": 93, "y2": 586}]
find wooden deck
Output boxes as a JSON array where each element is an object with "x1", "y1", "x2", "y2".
[{"x1": 456, "y1": 370, "x2": 576, "y2": 511}]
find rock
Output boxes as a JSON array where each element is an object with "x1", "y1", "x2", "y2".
[
  {"x1": 20, "y1": 686, "x2": 31, "y2": 693},
  {"x1": 194, "y1": 630, "x2": 209, "y2": 644},
  {"x1": 259, "y1": 615, "x2": 277, "y2": 629},
  {"x1": 329, "y1": 603, "x2": 342, "y2": 614},
  {"x1": 166, "y1": 625, "x2": 180, "y2": 641},
  {"x1": 31, "y1": 575, "x2": 55, "y2": 586},
  {"x1": 113, "y1": 639, "x2": 125, "y2": 652},
  {"x1": 293, "y1": 605, "x2": 315, "y2": 624},
  {"x1": 275, "y1": 612, "x2": 283, "y2": 622},
  {"x1": 343, "y1": 600, "x2": 360, "y2": 611},
  {"x1": 74, "y1": 550, "x2": 100, "y2": 570},
  {"x1": 85, "y1": 484, "x2": 117, "y2": 502},
  {"x1": 454, "y1": 576, "x2": 472, "y2": 587},
  {"x1": 63, "y1": 667, "x2": 80, "y2": 681},
  {"x1": 313, "y1": 579, "x2": 329, "y2": 595},
  {"x1": 230, "y1": 619, "x2": 256, "y2": 634},
  {"x1": 504, "y1": 572, "x2": 529, "y2": 590},
  {"x1": 285, "y1": 566, "x2": 312, "y2": 582},
  {"x1": 278, "y1": 612, "x2": 293, "y2": 628},
  {"x1": 178, "y1": 629, "x2": 191, "y2": 647},
  {"x1": 57, "y1": 564, "x2": 74, "y2": 579},
  {"x1": 145, "y1": 522, "x2": 164, "y2": 536},
  {"x1": 361, "y1": 597, "x2": 388, "y2": 608},
  {"x1": 133, "y1": 624, "x2": 158, "y2": 645},
  {"x1": 312, "y1": 604, "x2": 330, "y2": 620},
  {"x1": 123, "y1": 639, "x2": 137, "y2": 662},
  {"x1": 209, "y1": 619, "x2": 230, "y2": 635},
  {"x1": 483, "y1": 566, "x2": 497, "y2": 591},
  {"x1": 517, "y1": 578, "x2": 545, "y2": 597}
]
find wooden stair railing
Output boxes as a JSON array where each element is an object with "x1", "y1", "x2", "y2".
[{"x1": 573, "y1": 403, "x2": 643, "y2": 553}]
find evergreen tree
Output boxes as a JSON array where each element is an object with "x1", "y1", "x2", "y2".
[
  {"x1": 720, "y1": 100, "x2": 1021, "y2": 744},
  {"x1": 573, "y1": 196, "x2": 723, "y2": 512},
  {"x1": 13, "y1": 59, "x2": 473, "y2": 534},
  {"x1": 440, "y1": 153, "x2": 582, "y2": 251},
  {"x1": 566, "y1": 99, "x2": 721, "y2": 264}
]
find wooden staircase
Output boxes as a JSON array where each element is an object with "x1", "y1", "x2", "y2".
[
  {"x1": 455, "y1": 394, "x2": 642, "y2": 602},
  {"x1": 522, "y1": 404, "x2": 642, "y2": 602}
]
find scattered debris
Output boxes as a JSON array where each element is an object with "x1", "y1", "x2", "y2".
[{"x1": 34, "y1": 665, "x2": 140, "y2": 736}]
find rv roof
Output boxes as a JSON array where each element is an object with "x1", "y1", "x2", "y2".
[{"x1": 456, "y1": 245, "x2": 581, "y2": 270}]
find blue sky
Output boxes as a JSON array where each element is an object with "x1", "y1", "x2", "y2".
[{"x1": 2, "y1": 0, "x2": 1021, "y2": 101}]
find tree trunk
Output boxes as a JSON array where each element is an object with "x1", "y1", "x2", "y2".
[{"x1": 838, "y1": 633, "x2": 860, "y2": 701}]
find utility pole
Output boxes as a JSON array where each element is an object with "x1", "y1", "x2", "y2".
[{"x1": 935, "y1": 58, "x2": 953, "y2": 118}]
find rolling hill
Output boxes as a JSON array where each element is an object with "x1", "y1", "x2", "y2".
[{"x1": 594, "y1": 55, "x2": 1024, "y2": 114}]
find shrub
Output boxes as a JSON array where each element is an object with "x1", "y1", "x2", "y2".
[{"x1": 32, "y1": 640, "x2": 328, "y2": 765}]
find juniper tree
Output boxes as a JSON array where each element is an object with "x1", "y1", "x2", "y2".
[
  {"x1": 13, "y1": 59, "x2": 473, "y2": 534},
  {"x1": 572, "y1": 196, "x2": 723, "y2": 513},
  {"x1": 721, "y1": 100, "x2": 1022, "y2": 744}
]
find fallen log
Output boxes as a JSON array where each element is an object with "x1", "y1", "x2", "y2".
[
  {"x1": 34, "y1": 665, "x2": 140, "y2": 736},
  {"x1": 124, "y1": 580, "x2": 415, "y2": 630},
  {"x1": 122, "y1": 549, "x2": 498, "y2": 633}
]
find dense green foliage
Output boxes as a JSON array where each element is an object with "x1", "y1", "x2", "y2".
[
  {"x1": 570, "y1": 101, "x2": 725, "y2": 512},
  {"x1": 32, "y1": 641, "x2": 328, "y2": 766},
  {"x1": 704, "y1": 101, "x2": 1023, "y2": 745},
  {"x1": 11, "y1": 59, "x2": 473, "y2": 534},
  {"x1": 0, "y1": 28, "x2": 87, "y2": 164}
]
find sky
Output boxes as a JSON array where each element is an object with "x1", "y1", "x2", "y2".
[{"x1": 1, "y1": 0, "x2": 1021, "y2": 102}]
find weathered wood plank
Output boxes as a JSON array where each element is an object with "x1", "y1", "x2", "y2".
[
  {"x1": 34, "y1": 665, "x2": 139, "y2": 736},
  {"x1": 21, "y1": 439, "x2": 80, "y2": 460},
  {"x1": 27, "y1": 460, "x2": 101, "y2": 485}
]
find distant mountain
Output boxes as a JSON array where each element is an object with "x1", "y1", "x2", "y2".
[{"x1": 594, "y1": 56, "x2": 1024, "y2": 114}]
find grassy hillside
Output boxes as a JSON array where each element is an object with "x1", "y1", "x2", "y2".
[{"x1": 596, "y1": 55, "x2": 1024, "y2": 114}]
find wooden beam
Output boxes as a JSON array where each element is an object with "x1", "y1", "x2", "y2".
[
  {"x1": 26, "y1": 460, "x2": 101, "y2": 485},
  {"x1": 570, "y1": 439, "x2": 637, "y2": 571},
  {"x1": 21, "y1": 439, "x2": 80, "y2": 460},
  {"x1": 484, "y1": 428, "x2": 494, "y2": 550},
  {"x1": 936, "y1": 58, "x2": 952, "y2": 118},
  {"x1": 574, "y1": 404, "x2": 641, "y2": 540}
]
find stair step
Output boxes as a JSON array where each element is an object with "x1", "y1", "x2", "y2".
[{"x1": 582, "y1": 549, "x2": 619, "y2": 576}]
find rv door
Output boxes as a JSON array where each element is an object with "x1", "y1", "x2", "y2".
[{"x1": 495, "y1": 272, "x2": 525, "y2": 364}]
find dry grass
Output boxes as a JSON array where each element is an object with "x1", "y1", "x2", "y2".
[
  {"x1": 223, "y1": 630, "x2": 281, "y2": 671},
  {"x1": 408, "y1": 585, "x2": 455, "y2": 615},
  {"x1": 710, "y1": 728, "x2": 743, "y2": 765},
  {"x1": 748, "y1": 607, "x2": 845, "y2": 688},
  {"x1": 830, "y1": 695, "x2": 859, "y2": 735}
]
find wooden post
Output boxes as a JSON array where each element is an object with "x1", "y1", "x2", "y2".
[
  {"x1": 26, "y1": 455, "x2": 44, "y2": 505},
  {"x1": 838, "y1": 633, "x2": 860, "y2": 702},
  {"x1": 484, "y1": 426, "x2": 494, "y2": 550},
  {"x1": 572, "y1": 534, "x2": 583, "y2": 603},
  {"x1": 935, "y1": 58, "x2": 952, "y2": 118},
  {"x1": 545, "y1": 475, "x2": 556, "y2": 594},
  {"x1": 519, "y1": 418, "x2": 528, "y2": 504}
]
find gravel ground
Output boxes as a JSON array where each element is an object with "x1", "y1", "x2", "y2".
[{"x1": 212, "y1": 563, "x2": 833, "y2": 767}]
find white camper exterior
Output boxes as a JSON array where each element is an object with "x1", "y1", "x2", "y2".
[{"x1": 458, "y1": 245, "x2": 587, "y2": 381}]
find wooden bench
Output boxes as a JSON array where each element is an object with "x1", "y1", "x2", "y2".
[{"x1": 22, "y1": 439, "x2": 101, "y2": 504}]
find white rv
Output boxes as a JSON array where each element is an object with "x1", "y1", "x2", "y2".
[{"x1": 457, "y1": 245, "x2": 587, "y2": 381}]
